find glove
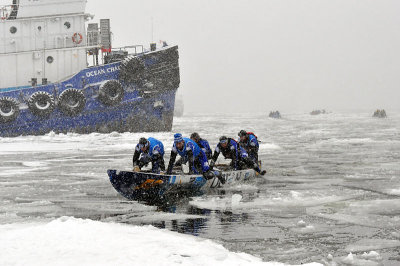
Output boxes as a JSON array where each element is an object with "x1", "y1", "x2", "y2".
[{"x1": 209, "y1": 159, "x2": 215, "y2": 169}]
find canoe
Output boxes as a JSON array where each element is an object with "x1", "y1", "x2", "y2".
[{"x1": 107, "y1": 167, "x2": 259, "y2": 201}]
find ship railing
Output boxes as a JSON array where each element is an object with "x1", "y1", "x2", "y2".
[
  {"x1": 0, "y1": 2, "x2": 18, "y2": 20},
  {"x1": 0, "y1": 5, "x2": 11, "y2": 19},
  {"x1": 112, "y1": 45, "x2": 145, "y2": 56}
]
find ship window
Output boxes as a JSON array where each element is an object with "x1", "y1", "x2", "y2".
[
  {"x1": 64, "y1": 22, "x2": 71, "y2": 29},
  {"x1": 47, "y1": 56, "x2": 54, "y2": 64},
  {"x1": 10, "y1": 26, "x2": 17, "y2": 34}
]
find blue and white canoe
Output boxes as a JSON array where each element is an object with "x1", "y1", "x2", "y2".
[{"x1": 107, "y1": 167, "x2": 259, "y2": 201}]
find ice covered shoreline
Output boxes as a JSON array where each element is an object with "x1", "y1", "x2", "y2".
[{"x1": 0, "y1": 217, "x2": 321, "y2": 266}]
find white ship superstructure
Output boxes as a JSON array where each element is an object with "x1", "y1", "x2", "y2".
[{"x1": 0, "y1": 0, "x2": 92, "y2": 88}]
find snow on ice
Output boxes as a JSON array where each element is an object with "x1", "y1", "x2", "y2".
[{"x1": 0, "y1": 217, "x2": 321, "y2": 266}]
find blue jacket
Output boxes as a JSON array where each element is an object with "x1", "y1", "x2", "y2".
[
  {"x1": 211, "y1": 138, "x2": 248, "y2": 170},
  {"x1": 213, "y1": 139, "x2": 247, "y2": 160},
  {"x1": 135, "y1": 137, "x2": 164, "y2": 157},
  {"x1": 240, "y1": 134, "x2": 259, "y2": 152},
  {"x1": 197, "y1": 139, "x2": 212, "y2": 159},
  {"x1": 132, "y1": 137, "x2": 166, "y2": 172},
  {"x1": 172, "y1": 137, "x2": 201, "y2": 158},
  {"x1": 246, "y1": 134, "x2": 259, "y2": 149},
  {"x1": 167, "y1": 138, "x2": 209, "y2": 174},
  {"x1": 148, "y1": 137, "x2": 165, "y2": 156}
]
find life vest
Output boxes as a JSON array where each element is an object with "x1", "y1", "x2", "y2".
[{"x1": 246, "y1": 132, "x2": 258, "y2": 139}]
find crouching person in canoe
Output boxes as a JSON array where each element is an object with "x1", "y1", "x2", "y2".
[
  {"x1": 190, "y1": 132, "x2": 212, "y2": 160},
  {"x1": 210, "y1": 136, "x2": 266, "y2": 176},
  {"x1": 167, "y1": 133, "x2": 224, "y2": 183},
  {"x1": 132, "y1": 137, "x2": 166, "y2": 174}
]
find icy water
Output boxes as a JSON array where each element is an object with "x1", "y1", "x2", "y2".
[{"x1": 1, "y1": 111, "x2": 399, "y2": 265}]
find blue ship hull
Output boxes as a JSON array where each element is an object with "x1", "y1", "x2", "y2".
[{"x1": 0, "y1": 46, "x2": 180, "y2": 137}]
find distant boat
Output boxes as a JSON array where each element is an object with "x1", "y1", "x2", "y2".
[
  {"x1": 174, "y1": 95, "x2": 184, "y2": 117},
  {"x1": 373, "y1": 109, "x2": 387, "y2": 118},
  {"x1": 0, "y1": 0, "x2": 180, "y2": 137},
  {"x1": 268, "y1": 111, "x2": 281, "y2": 119},
  {"x1": 310, "y1": 109, "x2": 326, "y2": 115}
]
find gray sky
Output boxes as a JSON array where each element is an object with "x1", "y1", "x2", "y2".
[{"x1": 87, "y1": 0, "x2": 400, "y2": 113}]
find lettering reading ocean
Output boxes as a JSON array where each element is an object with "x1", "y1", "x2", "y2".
[{"x1": 85, "y1": 65, "x2": 120, "y2": 78}]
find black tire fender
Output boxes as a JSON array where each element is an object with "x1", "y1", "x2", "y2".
[
  {"x1": 119, "y1": 56, "x2": 146, "y2": 85},
  {"x1": 98, "y1": 80, "x2": 124, "y2": 106},
  {"x1": 0, "y1": 97, "x2": 19, "y2": 123},
  {"x1": 58, "y1": 88, "x2": 86, "y2": 116},
  {"x1": 28, "y1": 91, "x2": 55, "y2": 118}
]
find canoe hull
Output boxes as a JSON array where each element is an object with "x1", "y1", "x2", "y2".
[{"x1": 108, "y1": 168, "x2": 258, "y2": 201}]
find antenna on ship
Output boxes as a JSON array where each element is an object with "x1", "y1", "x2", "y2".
[
  {"x1": 150, "y1": 16, "x2": 157, "y2": 51},
  {"x1": 151, "y1": 16, "x2": 154, "y2": 43}
]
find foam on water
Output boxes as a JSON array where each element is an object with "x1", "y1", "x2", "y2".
[
  {"x1": 222, "y1": 184, "x2": 260, "y2": 192},
  {"x1": 307, "y1": 199, "x2": 400, "y2": 228},
  {"x1": 346, "y1": 239, "x2": 400, "y2": 253},
  {"x1": 337, "y1": 252, "x2": 382, "y2": 266},
  {"x1": 0, "y1": 167, "x2": 49, "y2": 176},
  {"x1": 189, "y1": 189, "x2": 359, "y2": 213},
  {"x1": 260, "y1": 143, "x2": 282, "y2": 150},
  {"x1": 386, "y1": 188, "x2": 400, "y2": 196}
]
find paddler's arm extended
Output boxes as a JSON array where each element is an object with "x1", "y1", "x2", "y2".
[
  {"x1": 152, "y1": 153, "x2": 166, "y2": 172},
  {"x1": 209, "y1": 147, "x2": 220, "y2": 169},
  {"x1": 166, "y1": 150, "x2": 177, "y2": 174},
  {"x1": 132, "y1": 146, "x2": 141, "y2": 167},
  {"x1": 187, "y1": 150, "x2": 194, "y2": 175}
]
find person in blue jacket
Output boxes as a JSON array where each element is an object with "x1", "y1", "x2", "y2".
[
  {"x1": 190, "y1": 132, "x2": 212, "y2": 160},
  {"x1": 132, "y1": 137, "x2": 165, "y2": 174},
  {"x1": 238, "y1": 130, "x2": 260, "y2": 162},
  {"x1": 167, "y1": 133, "x2": 223, "y2": 182},
  {"x1": 210, "y1": 136, "x2": 266, "y2": 176}
]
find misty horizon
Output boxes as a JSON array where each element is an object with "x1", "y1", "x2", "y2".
[{"x1": 87, "y1": 0, "x2": 400, "y2": 114}]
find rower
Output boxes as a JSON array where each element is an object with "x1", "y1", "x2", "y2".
[
  {"x1": 238, "y1": 130, "x2": 260, "y2": 162},
  {"x1": 167, "y1": 133, "x2": 223, "y2": 182},
  {"x1": 190, "y1": 132, "x2": 212, "y2": 160},
  {"x1": 132, "y1": 137, "x2": 165, "y2": 174},
  {"x1": 211, "y1": 136, "x2": 266, "y2": 176}
]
